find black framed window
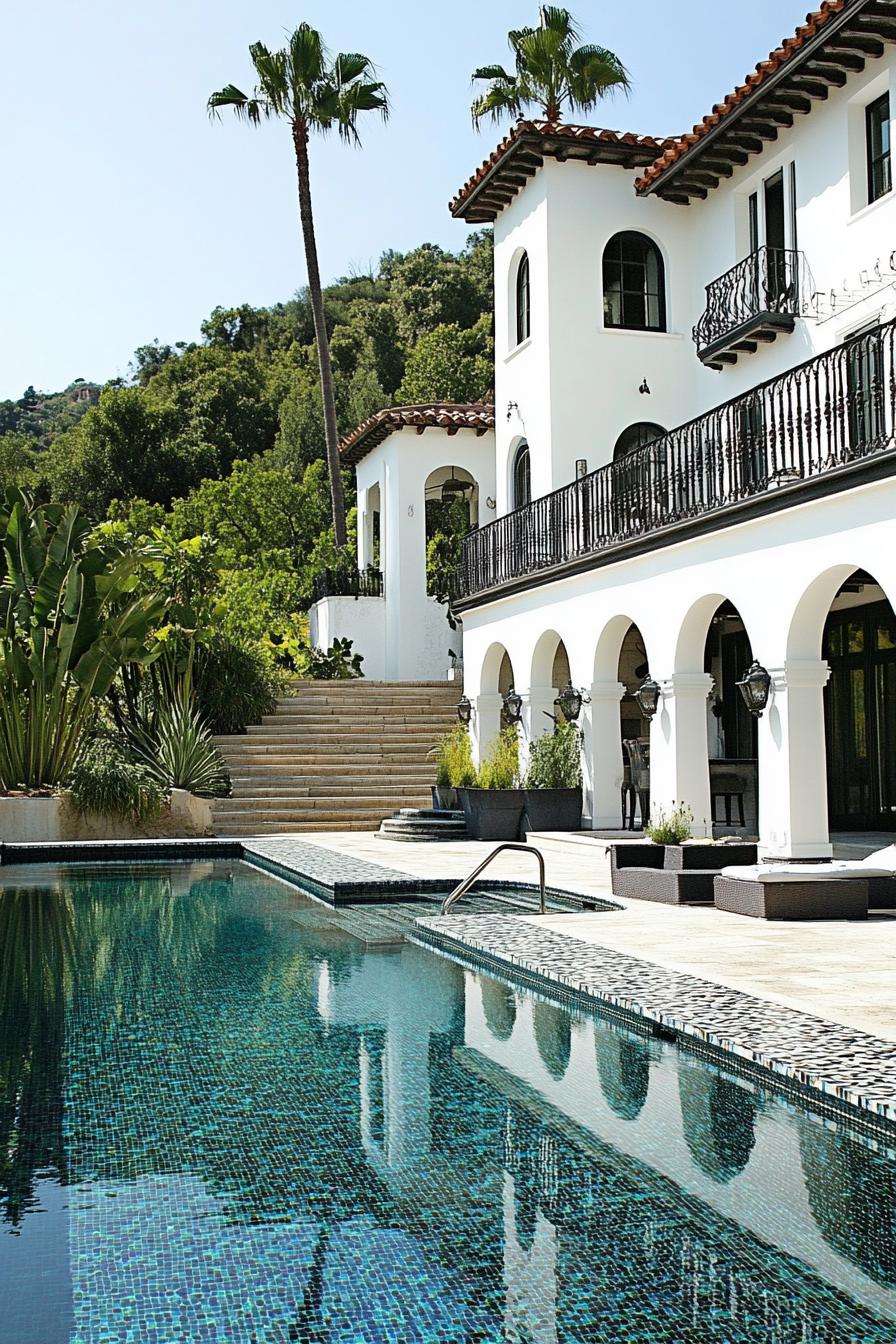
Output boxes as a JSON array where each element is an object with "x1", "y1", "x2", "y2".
[
  {"x1": 866, "y1": 93, "x2": 891, "y2": 205},
  {"x1": 603, "y1": 232, "x2": 666, "y2": 332},
  {"x1": 515, "y1": 252, "x2": 531, "y2": 345},
  {"x1": 613, "y1": 422, "x2": 665, "y2": 460},
  {"x1": 512, "y1": 441, "x2": 531, "y2": 509}
]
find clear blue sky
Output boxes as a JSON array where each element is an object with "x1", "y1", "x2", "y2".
[{"x1": 1, "y1": 0, "x2": 796, "y2": 399}]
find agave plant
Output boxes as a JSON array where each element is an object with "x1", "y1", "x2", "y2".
[
  {"x1": 0, "y1": 490, "x2": 166, "y2": 791},
  {"x1": 128, "y1": 693, "x2": 231, "y2": 797}
]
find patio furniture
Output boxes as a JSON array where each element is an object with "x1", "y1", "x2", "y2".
[
  {"x1": 621, "y1": 738, "x2": 650, "y2": 832},
  {"x1": 709, "y1": 764, "x2": 746, "y2": 827},
  {"x1": 609, "y1": 840, "x2": 758, "y2": 905},
  {"x1": 714, "y1": 846, "x2": 896, "y2": 919}
]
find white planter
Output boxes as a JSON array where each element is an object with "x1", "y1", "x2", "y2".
[{"x1": 0, "y1": 790, "x2": 214, "y2": 843}]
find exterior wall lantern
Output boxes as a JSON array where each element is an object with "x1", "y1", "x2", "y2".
[
  {"x1": 456, "y1": 695, "x2": 473, "y2": 726},
  {"x1": 502, "y1": 687, "x2": 523, "y2": 724},
  {"x1": 555, "y1": 682, "x2": 590, "y2": 722},
  {"x1": 634, "y1": 675, "x2": 661, "y2": 720},
  {"x1": 736, "y1": 661, "x2": 772, "y2": 716}
]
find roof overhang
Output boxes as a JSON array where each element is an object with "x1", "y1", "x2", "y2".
[
  {"x1": 637, "y1": 0, "x2": 896, "y2": 203},
  {"x1": 451, "y1": 121, "x2": 676, "y2": 224},
  {"x1": 340, "y1": 403, "x2": 496, "y2": 467}
]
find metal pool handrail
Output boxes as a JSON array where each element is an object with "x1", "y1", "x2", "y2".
[{"x1": 439, "y1": 843, "x2": 546, "y2": 916}]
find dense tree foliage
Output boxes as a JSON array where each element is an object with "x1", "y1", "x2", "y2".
[{"x1": 0, "y1": 232, "x2": 492, "y2": 664}]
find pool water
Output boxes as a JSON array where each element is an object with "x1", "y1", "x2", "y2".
[{"x1": 1, "y1": 860, "x2": 895, "y2": 1344}]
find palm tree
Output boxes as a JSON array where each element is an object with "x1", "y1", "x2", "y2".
[
  {"x1": 471, "y1": 6, "x2": 629, "y2": 128},
  {"x1": 209, "y1": 27, "x2": 389, "y2": 548}
]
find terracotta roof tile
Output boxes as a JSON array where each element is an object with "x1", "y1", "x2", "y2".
[
  {"x1": 340, "y1": 402, "x2": 496, "y2": 466},
  {"x1": 636, "y1": 0, "x2": 852, "y2": 194},
  {"x1": 451, "y1": 121, "x2": 677, "y2": 222}
]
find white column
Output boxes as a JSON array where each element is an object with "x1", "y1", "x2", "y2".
[
  {"x1": 523, "y1": 687, "x2": 557, "y2": 742},
  {"x1": 758, "y1": 659, "x2": 832, "y2": 859},
  {"x1": 474, "y1": 692, "x2": 504, "y2": 767},
  {"x1": 652, "y1": 672, "x2": 715, "y2": 838},
  {"x1": 587, "y1": 680, "x2": 626, "y2": 830}
]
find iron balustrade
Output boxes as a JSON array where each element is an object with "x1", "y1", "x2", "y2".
[
  {"x1": 311, "y1": 566, "x2": 383, "y2": 603},
  {"x1": 693, "y1": 247, "x2": 812, "y2": 356},
  {"x1": 459, "y1": 320, "x2": 896, "y2": 601}
]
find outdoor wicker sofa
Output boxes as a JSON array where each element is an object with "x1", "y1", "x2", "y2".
[{"x1": 713, "y1": 846, "x2": 896, "y2": 920}]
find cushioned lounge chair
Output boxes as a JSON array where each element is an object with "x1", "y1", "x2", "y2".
[{"x1": 713, "y1": 845, "x2": 896, "y2": 920}]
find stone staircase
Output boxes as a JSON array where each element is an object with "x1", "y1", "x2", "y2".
[{"x1": 210, "y1": 680, "x2": 459, "y2": 836}]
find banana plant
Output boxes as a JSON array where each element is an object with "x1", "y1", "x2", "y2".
[{"x1": 0, "y1": 489, "x2": 167, "y2": 791}]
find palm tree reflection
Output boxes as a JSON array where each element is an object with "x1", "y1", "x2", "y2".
[{"x1": 0, "y1": 883, "x2": 74, "y2": 1226}]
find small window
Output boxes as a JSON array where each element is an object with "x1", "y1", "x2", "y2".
[
  {"x1": 515, "y1": 252, "x2": 531, "y2": 346},
  {"x1": 512, "y1": 441, "x2": 531, "y2": 508},
  {"x1": 603, "y1": 232, "x2": 666, "y2": 332},
  {"x1": 613, "y1": 423, "x2": 665, "y2": 459},
  {"x1": 866, "y1": 93, "x2": 891, "y2": 204}
]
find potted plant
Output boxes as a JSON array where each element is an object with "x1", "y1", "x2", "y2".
[
  {"x1": 430, "y1": 723, "x2": 476, "y2": 811},
  {"x1": 522, "y1": 722, "x2": 583, "y2": 832},
  {"x1": 458, "y1": 727, "x2": 525, "y2": 840}
]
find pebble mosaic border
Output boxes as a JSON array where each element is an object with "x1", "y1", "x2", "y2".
[{"x1": 414, "y1": 912, "x2": 896, "y2": 1132}]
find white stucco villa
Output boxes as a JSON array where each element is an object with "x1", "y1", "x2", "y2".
[{"x1": 312, "y1": 0, "x2": 896, "y2": 860}]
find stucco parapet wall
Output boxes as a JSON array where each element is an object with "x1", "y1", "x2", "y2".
[
  {"x1": 0, "y1": 790, "x2": 213, "y2": 843},
  {"x1": 339, "y1": 403, "x2": 495, "y2": 467}
]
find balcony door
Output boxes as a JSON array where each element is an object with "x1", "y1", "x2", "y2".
[
  {"x1": 748, "y1": 165, "x2": 795, "y2": 309},
  {"x1": 824, "y1": 599, "x2": 896, "y2": 830}
]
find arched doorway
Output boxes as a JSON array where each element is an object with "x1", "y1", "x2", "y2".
[
  {"x1": 822, "y1": 570, "x2": 896, "y2": 831},
  {"x1": 618, "y1": 622, "x2": 651, "y2": 830},
  {"x1": 423, "y1": 465, "x2": 477, "y2": 605},
  {"x1": 703, "y1": 601, "x2": 758, "y2": 835},
  {"x1": 528, "y1": 630, "x2": 572, "y2": 742}
]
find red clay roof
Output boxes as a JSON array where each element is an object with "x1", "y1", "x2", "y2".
[
  {"x1": 636, "y1": 0, "x2": 857, "y2": 196},
  {"x1": 340, "y1": 402, "x2": 496, "y2": 466},
  {"x1": 451, "y1": 121, "x2": 677, "y2": 223}
]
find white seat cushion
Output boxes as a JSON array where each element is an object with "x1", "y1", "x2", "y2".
[
  {"x1": 720, "y1": 862, "x2": 894, "y2": 884},
  {"x1": 861, "y1": 844, "x2": 896, "y2": 872}
]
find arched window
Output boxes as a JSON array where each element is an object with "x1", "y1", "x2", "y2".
[
  {"x1": 512, "y1": 441, "x2": 531, "y2": 508},
  {"x1": 613, "y1": 422, "x2": 666, "y2": 459},
  {"x1": 603, "y1": 232, "x2": 666, "y2": 332},
  {"x1": 515, "y1": 252, "x2": 531, "y2": 345}
]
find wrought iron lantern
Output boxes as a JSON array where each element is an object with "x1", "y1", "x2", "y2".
[
  {"x1": 456, "y1": 695, "x2": 473, "y2": 726},
  {"x1": 502, "y1": 687, "x2": 523, "y2": 725},
  {"x1": 736, "y1": 661, "x2": 772, "y2": 717},
  {"x1": 555, "y1": 682, "x2": 587, "y2": 723},
  {"x1": 439, "y1": 467, "x2": 473, "y2": 505},
  {"x1": 634, "y1": 675, "x2": 661, "y2": 721}
]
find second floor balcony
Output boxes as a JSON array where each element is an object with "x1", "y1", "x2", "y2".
[
  {"x1": 693, "y1": 247, "x2": 814, "y2": 370},
  {"x1": 457, "y1": 319, "x2": 896, "y2": 608}
]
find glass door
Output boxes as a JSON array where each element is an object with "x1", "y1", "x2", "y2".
[{"x1": 824, "y1": 600, "x2": 896, "y2": 830}]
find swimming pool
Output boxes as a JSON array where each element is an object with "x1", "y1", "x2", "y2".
[{"x1": 1, "y1": 859, "x2": 894, "y2": 1343}]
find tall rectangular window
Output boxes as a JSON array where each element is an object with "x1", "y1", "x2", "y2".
[{"x1": 866, "y1": 92, "x2": 891, "y2": 204}]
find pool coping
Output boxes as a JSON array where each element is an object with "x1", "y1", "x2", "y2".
[
  {"x1": 412, "y1": 913, "x2": 896, "y2": 1139},
  {"x1": 5, "y1": 834, "x2": 896, "y2": 1138}
]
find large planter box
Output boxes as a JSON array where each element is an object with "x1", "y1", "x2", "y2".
[
  {"x1": 522, "y1": 787, "x2": 583, "y2": 833},
  {"x1": 0, "y1": 790, "x2": 214, "y2": 843},
  {"x1": 432, "y1": 785, "x2": 460, "y2": 812},
  {"x1": 458, "y1": 788, "x2": 525, "y2": 841}
]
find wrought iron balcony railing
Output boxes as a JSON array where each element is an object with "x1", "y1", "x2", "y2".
[
  {"x1": 693, "y1": 247, "x2": 814, "y2": 368},
  {"x1": 311, "y1": 566, "x2": 383, "y2": 604},
  {"x1": 458, "y1": 319, "x2": 896, "y2": 604}
]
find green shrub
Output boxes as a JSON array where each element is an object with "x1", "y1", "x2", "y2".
[
  {"x1": 525, "y1": 722, "x2": 582, "y2": 789},
  {"x1": 69, "y1": 740, "x2": 166, "y2": 823},
  {"x1": 130, "y1": 698, "x2": 231, "y2": 797},
  {"x1": 476, "y1": 727, "x2": 520, "y2": 790},
  {"x1": 431, "y1": 723, "x2": 476, "y2": 788},
  {"x1": 645, "y1": 802, "x2": 694, "y2": 845},
  {"x1": 194, "y1": 636, "x2": 281, "y2": 734},
  {"x1": 296, "y1": 637, "x2": 363, "y2": 680}
]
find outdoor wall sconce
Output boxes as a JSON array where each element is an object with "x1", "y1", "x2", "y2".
[
  {"x1": 634, "y1": 675, "x2": 661, "y2": 720},
  {"x1": 736, "y1": 661, "x2": 772, "y2": 717},
  {"x1": 638, "y1": 378, "x2": 651, "y2": 395},
  {"x1": 456, "y1": 695, "x2": 473, "y2": 726},
  {"x1": 555, "y1": 682, "x2": 590, "y2": 722},
  {"x1": 502, "y1": 687, "x2": 523, "y2": 724}
]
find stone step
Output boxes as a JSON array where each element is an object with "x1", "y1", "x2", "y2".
[
  {"x1": 234, "y1": 728, "x2": 444, "y2": 741},
  {"x1": 228, "y1": 767, "x2": 435, "y2": 779},
  {"x1": 212, "y1": 794, "x2": 430, "y2": 812},
  {"x1": 214, "y1": 821, "x2": 382, "y2": 835},
  {"x1": 217, "y1": 744, "x2": 437, "y2": 757},
  {"x1": 213, "y1": 806, "x2": 412, "y2": 824}
]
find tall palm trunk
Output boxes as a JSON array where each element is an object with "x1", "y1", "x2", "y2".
[{"x1": 292, "y1": 121, "x2": 347, "y2": 548}]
